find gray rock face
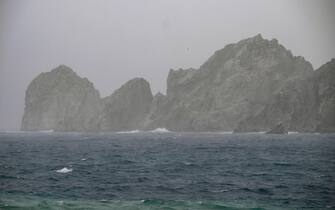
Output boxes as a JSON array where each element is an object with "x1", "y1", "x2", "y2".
[
  {"x1": 233, "y1": 70, "x2": 318, "y2": 133},
  {"x1": 152, "y1": 34, "x2": 319, "y2": 132},
  {"x1": 143, "y1": 92, "x2": 168, "y2": 130},
  {"x1": 21, "y1": 65, "x2": 103, "y2": 131},
  {"x1": 21, "y1": 35, "x2": 335, "y2": 133},
  {"x1": 266, "y1": 122, "x2": 288, "y2": 134},
  {"x1": 314, "y1": 59, "x2": 335, "y2": 132},
  {"x1": 101, "y1": 78, "x2": 153, "y2": 131}
]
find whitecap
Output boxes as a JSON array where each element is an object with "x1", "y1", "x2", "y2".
[
  {"x1": 288, "y1": 131, "x2": 299, "y2": 135},
  {"x1": 117, "y1": 130, "x2": 141, "y2": 134},
  {"x1": 0, "y1": 130, "x2": 26, "y2": 133},
  {"x1": 38, "y1": 129, "x2": 54, "y2": 133},
  {"x1": 81, "y1": 158, "x2": 87, "y2": 161},
  {"x1": 182, "y1": 161, "x2": 193, "y2": 166},
  {"x1": 57, "y1": 201, "x2": 64, "y2": 205},
  {"x1": 149, "y1": 128, "x2": 170, "y2": 133},
  {"x1": 56, "y1": 167, "x2": 73, "y2": 173},
  {"x1": 245, "y1": 131, "x2": 266, "y2": 134},
  {"x1": 217, "y1": 131, "x2": 233, "y2": 134},
  {"x1": 255, "y1": 131, "x2": 266, "y2": 134}
]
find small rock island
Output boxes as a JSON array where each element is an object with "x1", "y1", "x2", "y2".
[{"x1": 21, "y1": 35, "x2": 335, "y2": 133}]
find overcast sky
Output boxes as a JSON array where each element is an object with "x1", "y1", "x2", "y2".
[{"x1": 0, "y1": 0, "x2": 334, "y2": 130}]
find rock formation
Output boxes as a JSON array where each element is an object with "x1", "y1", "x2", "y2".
[
  {"x1": 21, "y1": 65, "x2": 103, "y2": 132},
  {"x1": 153, "y1": 34, "x2": 320, "y2": 132},
  {"x1": 101, "y1": 78, "x2": 153, "y2": 131},
  {"x1": 314, "y1": 59, "x2": 335, "y2": 133},
  {"x1": 21, "y1": 35, "x2": 335, "y2": 133}
]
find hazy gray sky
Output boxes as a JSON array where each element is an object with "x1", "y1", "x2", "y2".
[{"x1": 0, "y1": 0, "x2": 334, "y2": 130}]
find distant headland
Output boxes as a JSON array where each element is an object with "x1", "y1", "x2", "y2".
[{"x1": 21, "y1": 34, "x2": 335, "y2": 133}]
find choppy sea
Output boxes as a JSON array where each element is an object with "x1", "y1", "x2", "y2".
[{"x1": 0, "y1": 131, "x2": 334, "y2": 209}]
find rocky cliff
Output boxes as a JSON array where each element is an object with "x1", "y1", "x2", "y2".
[
  {"x1": 152, "y1": 34, "x2": 322, "y2": 132},
  {"x1": 21, "y1": 65, "x2": 103, "y2": 131},
  {"x1": 101, "y1": 78, "x2": 153, "y2": 131},
  {"x1": 314, "y1": 59, "x2": 335, "y2": 132},
  {"x1": 21, "y1": 35, "x2": 335, "y2": 132}
]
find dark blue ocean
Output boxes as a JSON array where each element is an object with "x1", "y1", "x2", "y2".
[{"x1": 0, "y1": 131, "x2": 334, "y2": 210}]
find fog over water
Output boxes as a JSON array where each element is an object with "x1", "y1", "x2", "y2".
[{"x1": 0, "y1": 0, "x2": 334, "y2": 130}]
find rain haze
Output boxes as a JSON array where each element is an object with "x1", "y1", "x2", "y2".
[{"x1": 0, "y1": 0, "x2": 334, "y2": 131}]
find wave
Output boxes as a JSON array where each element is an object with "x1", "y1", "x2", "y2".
[
  {"x1": 217, "y1": 131, "x2": 234, "y2": 134},
  {"x1": 37, "y1": 129, "x2": 54, "y2": 133},
  {"x1": 182, "y1": 161, "x2": 194, "y2": 166},
  {"x1": 56, "y1": 167, "x2": 73, "y2": 173},
  {"x1": 0, "y1": 174, "x2": 18, "y2": 179},
  {"x1": 0, "y1": 130, "x2": 26, "y2": 133},
  {"x1": 116, "y1": 130, "x2": 141, "y2": 134},
  {"x1": 273, "y1": 162, "x2": 294, "y2": 167},
  {"x1": 233, "y1": 131, "x2": 267, "y2": 134},
  {"x1": 251, "y1": 131, "x2": 266, "y2": 134},
  {"x1": 0, "y1": 130, "x2": 55, "y2": 135},
  {"x1": 0, "y1": 130, "x2": 53, "y2": 134},
  {"x1": 0, "y1": 196, "x2": 270, "y2": 210},
  {"x1": 117, "y1": 128, "x2": 170, "y2": 133},
  {"x1": 288, "y1": 131, "x2": 299, "y2": 134},
  {"x1": 149, "y1": 128, "x2": 170, "y2": 133}
]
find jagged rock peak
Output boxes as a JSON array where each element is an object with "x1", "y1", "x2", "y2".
[
  {"x1": 245, "y1": 33, "x2": 264, "y2": 42},
  {"x1": 247, "y1": 33, "x2": 277, "y2": 45},
  {"x1": 200, "y1": 34, "x2": 299, "y2": 72},
  {"x1": 236, "y1": 33, "x2": 272, "y2": 45}
]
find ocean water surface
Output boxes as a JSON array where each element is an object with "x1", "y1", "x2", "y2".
[{"x1": 0, "y1": 131, "x2": 334, "y2": 209}]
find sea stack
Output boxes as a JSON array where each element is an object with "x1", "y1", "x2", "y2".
[{"x1": 21, "y1": 65, "x2": 103, "y2": 132}]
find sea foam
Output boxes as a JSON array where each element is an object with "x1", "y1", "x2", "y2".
[
  {"x1": 288, "y1": 131, "x2": 299, "y2": 135},
  {"x1": 56, "y1": 167, "x2": 73, "y2": 173},
  {"x1": 217, "y1": 131, "x2": 233, "y2": 134},
  {"x1": 149, "y1": 128, "x2": 170, "y2": 133},
  {"x1": 117, "y1": 130, "x2": 141, "y2": 134},
  {"x1": 38, "y1": 129, "x2": 54, "y2": 133}
]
